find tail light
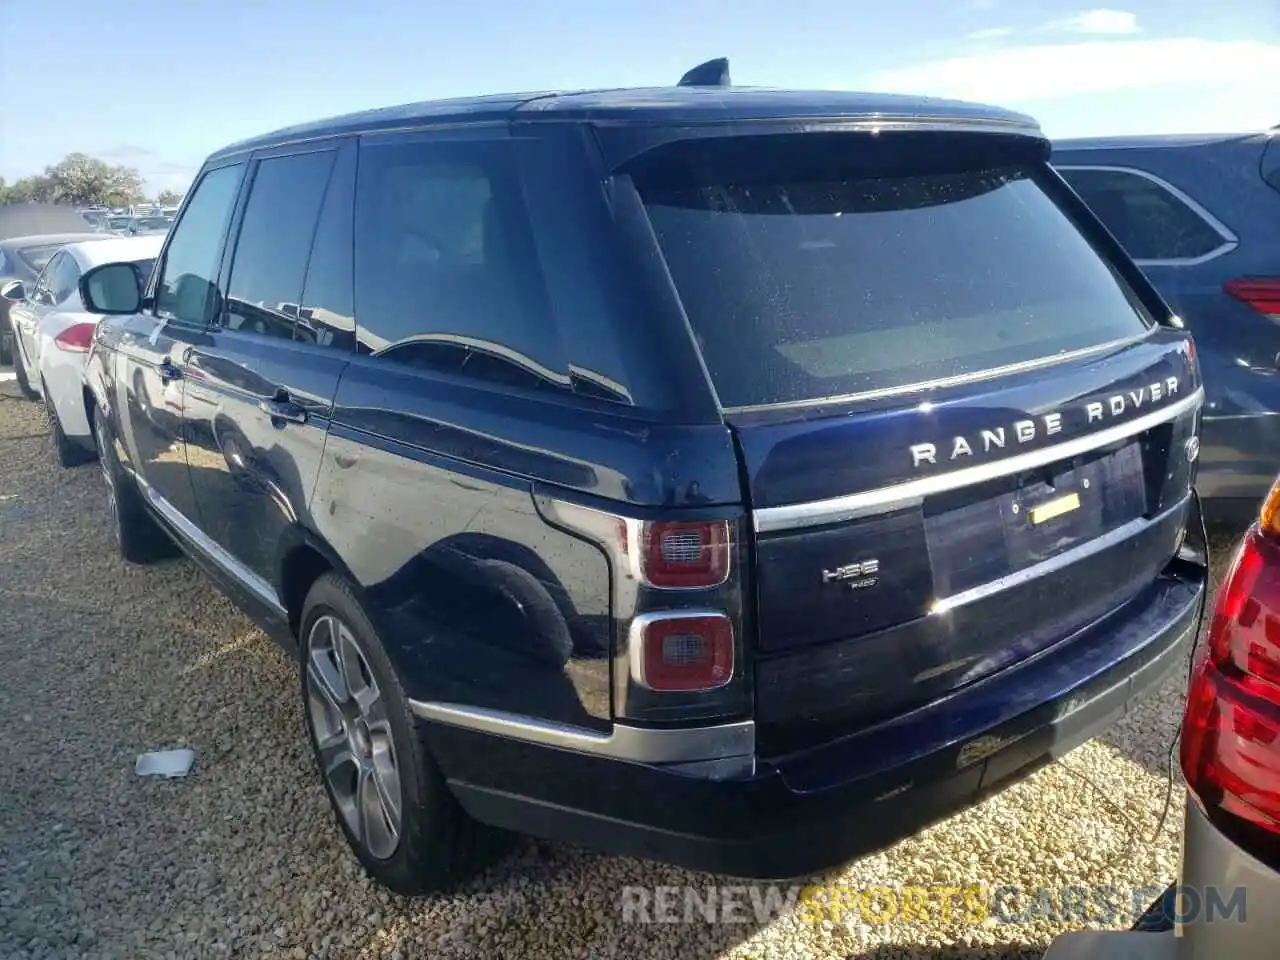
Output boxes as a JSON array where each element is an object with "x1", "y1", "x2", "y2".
[
  {"x1": 630, "y1": 612, "x2": 733, "y2": 691},
  {"x1": 640, "y1": 520, "x2": 730, "y2": 588},
  {"x1": 53, "y1": 322, "x2": 96, "y2": 352},
  {"x1": 537, "y1": 498, "x2": 747, "y2": 721},
  {"x1": 1181, "y1": 477, "x2": 1280, "y2": 840},
  {"x1": 1224, "y1": 277, "x2": 1280, "y2": 320}
]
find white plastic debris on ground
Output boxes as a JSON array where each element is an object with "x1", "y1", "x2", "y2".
[{"x1": 135, "y1": 748, "x2": 197, "y2": 778}]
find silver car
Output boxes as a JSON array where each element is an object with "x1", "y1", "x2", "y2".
[{"x1": 1044, "y1": 477, "x2": 1280, "y2": 958}]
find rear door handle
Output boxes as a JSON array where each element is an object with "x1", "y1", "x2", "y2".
[
  {"x1": 258, "y1": 397, "x2": 308, "y2": 425},
  {"x1": 158, "y1": 358, "x2": 182, "y2": 384}
]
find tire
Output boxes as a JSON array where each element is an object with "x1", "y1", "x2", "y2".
[
  {"x1": 1131, "y1": 883, "x2": 1176, "y2": 932},
  {"x1": 43, "y1": 377, "x2": 94, "y2": 468},
  {"x1": 92, "y1": 408, "x2": 176, "y2": 563},
  {"x1": 300, "y1": 572, "x2": 512, "y2": 894},
  {"x1": 0, "y1": 318, "x2": 12, "y2": 366},
  {"x1": 12, "y1": 344, "x2": 39, "y2": 400}
]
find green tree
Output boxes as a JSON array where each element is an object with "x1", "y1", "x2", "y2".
[
  {"x1": 43, "y1": 153, "x2": 144, "y2": 206},
  {"x1": 156, "y1": 188, "x2": 184, "y2": 207},
  {"x1": 3, "y1": 175, "x2": 53, "y2": 204}
]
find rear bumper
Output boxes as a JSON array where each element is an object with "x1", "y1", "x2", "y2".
[
  {"x1": 40, "y1": 343, "x2": 91, "y2": 442},
  {"x1": 1173, "y1": 796, "x2": 1280, "y2": 958},
  {"x1": 423, "y1": 565, "x2": 1205, "y2": 879}
]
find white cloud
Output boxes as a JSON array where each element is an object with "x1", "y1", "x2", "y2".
[
  {"x1": 867, "y1": 38, "x2": 1280, "y2": 104},
  {"x1": 966, "y1": 26, "x2": 1014, "y2": 40},
  {"x1": 1046, "y1": 8, "x2": 1140, "y2": 35}
]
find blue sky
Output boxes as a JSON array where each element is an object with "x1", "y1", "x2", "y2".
[{"x1": 1, "y1": 0, "x2": 1276, "y2": 194}]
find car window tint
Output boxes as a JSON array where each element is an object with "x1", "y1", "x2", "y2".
[
  {"x1": 353, "y1": 138, "x2": 566, "y2": 393},
  {"x1": 155, "y1": 164, "x2": 244, "y2": 326},
  {"x1": 225, "y1": 150, "x2": 336, "y2": 343},
  {"x1": 49, "y1": 252, "x2": 81, "y2": 304},
  {"x1": 298, "y1": 146, "x2": 356, "y2": 351},
  {"x1": 20, "y1": 244, "x2": 61, "y2": 273},
  {"x1": 638, "y1": 147, "x2": 1152, "y2": 408},
  {"x1": 32, "y1": 253, "x2": 61, "y2": 304},
  {"x1": 1058, "y1": 167, "x2": 1229, "y2": 261}
]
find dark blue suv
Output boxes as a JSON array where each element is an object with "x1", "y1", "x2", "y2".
[
  {"x1": 77, "y1": 72, "x2": 1208, "y2": 893},
  {"x1": 1054, "y1": 132, "x2": 1280, "y2": 527}
]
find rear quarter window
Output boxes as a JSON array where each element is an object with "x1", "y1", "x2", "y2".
[
  {"x1": 352, "y1": 137, "x2": 572, "y2": 395},
  {"x1": 1056, "y1": 166, "x2": 1233, "y2": 263},
  {"x1": 636, "y1": 141, "x2": 1153, "y2": 409},
  {"x1": 18, "y1": 244, "x2": 62, "y2": 273},
  {"x1": 1264, "y1": 137, "x2": 1280, "y2": 194}
]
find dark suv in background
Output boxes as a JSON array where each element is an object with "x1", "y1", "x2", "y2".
[
  {"x1": 79, "y1": 67, "x2": 1208, "y2": 893},
  {"x1": 1054, "y1": 131, "x2": 1280, "y2": 527}
]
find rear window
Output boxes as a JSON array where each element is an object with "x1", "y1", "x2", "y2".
[
  {"x1": 18, "y1": 244, "x2": 62, "y2": 273},
  {"x1": 637, "y1": 145, "x2": 1153, "y2": 409}
]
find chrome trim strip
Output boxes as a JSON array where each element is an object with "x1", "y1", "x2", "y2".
[
  {"x1": 931, "y1": 495, "x2": 1189, "y2": 615},
  {"x1": 1202, "y1": 411, "x2": 1280, "y2": 421},
  {"x1": 722, "y1": 333, "x2": 1151, "y2": 416},
  {"x1": 627, "y1": 609, "x2": 733, "y2": 690},
  {"x1": 584, "y1": 113, "x2": 1045, "y2": 138},
  {"x1": 137, "y1": 476, "x2": 287, "y2": 616},
  {"x1": 753, "y1": 387, "x2": 1204, "y2": 533},
  {"x1": 408, "y1": 701, "x2": 755, "y2": 764},
  {"x1": 1056, "y1": 164, "x2": 1240, "y2": 267}
]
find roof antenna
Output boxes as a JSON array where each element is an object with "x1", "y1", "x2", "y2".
[{"x1": 678, "y1": 58, "x2": 730, "y2": 88}]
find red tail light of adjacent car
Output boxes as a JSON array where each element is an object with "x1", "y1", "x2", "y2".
[
  {"x1": 1224, "y1": 277, "x2": 1280, "y2": 321},
  {"x1": 52, "y1": 322, "x2": 96, "y2": 353},
  {"x1": 1181, "y1": 478, "x2": 1280, "y2": 837}
]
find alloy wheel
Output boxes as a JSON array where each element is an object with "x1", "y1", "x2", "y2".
[{"x1": 305, "y1": 614, "x2": 403, "y2": 860}]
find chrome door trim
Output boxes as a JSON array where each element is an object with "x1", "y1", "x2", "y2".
[
  {"x1": 753, "y1": 387, "x2": 1203, "y2": 533},
  {"x1": 409, "y1": 700, "x2": 754, "y2": 764},
  {"x1": 136, "y1": 474, "x2": 286, "y2": 616}
]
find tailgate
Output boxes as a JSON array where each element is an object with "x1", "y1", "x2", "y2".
[
  {"x1": 739, "y1": 332, "x2": 1199, "y2": 753},
  {"x1": 630, "y1": 126, "x2": 1202, "y2": 754}
]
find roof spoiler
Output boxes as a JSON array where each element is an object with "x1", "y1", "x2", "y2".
[{"x1": 678, "y1": 58, "x2": 730, "y2": 88}]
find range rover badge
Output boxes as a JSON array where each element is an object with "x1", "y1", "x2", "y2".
[{"x1": 1185, "y1": 436, "x2": 1200, "y2": 463}]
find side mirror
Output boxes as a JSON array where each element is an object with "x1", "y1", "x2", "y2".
[
  {"x1": 0, "y1": 279, "x2": 27, "y2": 303},
  {"x1": 79, "y1": 261, "x2": 143, "y2": 315}
]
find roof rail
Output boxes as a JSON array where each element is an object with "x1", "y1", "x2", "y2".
[{"x1": 678, "y1": 58, "x2": 730, "y2": 87}]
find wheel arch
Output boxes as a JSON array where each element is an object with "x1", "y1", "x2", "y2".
[{"x1": 277, "y1": 526, "x2": 361, "y2": 641}]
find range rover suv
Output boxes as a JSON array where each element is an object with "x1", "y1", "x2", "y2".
[{"x1": 79, "y1": 63, "x2": 1209, "y2": 893}]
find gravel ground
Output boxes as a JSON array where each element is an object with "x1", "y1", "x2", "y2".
[{"x1": 0, "y1": 368, "x2": 1240, "y2": 960}]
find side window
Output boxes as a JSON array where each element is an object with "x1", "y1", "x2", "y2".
[
  {"x1": 1058, "y1": 166, "x2": 1232, "y2": 262},
  {"x1": 225, "y1": 149, "x2": 337, "y2": 343},
  {"x1": 154, "y1": 164, "x2": 244, "y2": 326},
  {"x1": 353, "y1": 138, "x2": 566, "y2": 391},
  {"x1": 31, "y1": 253, "x2": 61, "y2": 304},
  {"x1": 49, "y1": 252, "x2": 81, "y2": 304},
  {"x1": 298, "y1": 146, "x2": 357, "y2": 351}
]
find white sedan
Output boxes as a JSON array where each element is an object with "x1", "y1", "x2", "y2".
[{"x1": 0, "y1": 235, "x2": 163, "y2": 465}]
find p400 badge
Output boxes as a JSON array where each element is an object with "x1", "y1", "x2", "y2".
[{"x1": 821, "y1": 559, "x2": 881, "y2": 590}]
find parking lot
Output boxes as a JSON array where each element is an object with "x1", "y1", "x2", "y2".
[{"x1": 0, "y1": 366, "x2": 1238, "y2": 960}]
